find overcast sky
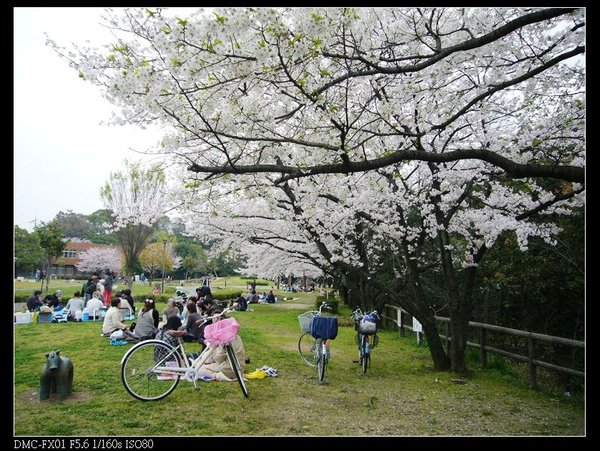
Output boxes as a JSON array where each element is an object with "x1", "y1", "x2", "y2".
[{"x1": 14, "y1": 7, "x2": 196, "y2": 231}]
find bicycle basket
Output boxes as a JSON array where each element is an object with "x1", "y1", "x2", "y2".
[
  {"x1": 205, "y1": 317, "x2": 240, "y2": 345},
  {"x1": 298, "y1": 311, "x2": 317, "y2": 333},
  {"x1": 358, "y1": 318, "x2": 377, "y2": 335},
  {"x1": 311, "y1": 316, "x2": 338, "y2": 340}
]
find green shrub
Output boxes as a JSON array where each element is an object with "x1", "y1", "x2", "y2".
[
  {"x1": 315, "y1": 299, "x2": 339, "y2": 314},
  {"x1": 14, "y1": 295, "x2": 29, "y2": 303},
  {"x1": 316, "y1": 294, "x2": 336, "y2": 303},
  {"x1": 211, "y1": 289, "x2": 243, "y2": 301},
  {"x1": 133, "y1": 294, "x2": 171, "y2": 304},
  {"x1": 239, "y1": 276, "x2": 271, "y2": 285}
]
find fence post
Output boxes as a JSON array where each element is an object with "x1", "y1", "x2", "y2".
[
  {"x1": 479, "y1": 326, "x2": 488, "y2": 368},
  {"x1": 397, "y1": 309, "x2": 404, "y2": 337},
  {"x1": 528, "y1": 337, "x2": 537, "y2": 389}
]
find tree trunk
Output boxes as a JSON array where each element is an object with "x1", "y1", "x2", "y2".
[
  {"x1": 44, "y1": 259, "x2": 51, "y2": 292},
  {"x1": 448, "y1": 297, "x2": 470, "y2": 373},
  {"x1": 422, "y1": 317, "x2": 451, "y2": 371}
]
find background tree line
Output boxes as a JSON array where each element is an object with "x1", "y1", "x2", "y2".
[{"x1": 14, "y1": 210, "x2": 244, "y2": 282}]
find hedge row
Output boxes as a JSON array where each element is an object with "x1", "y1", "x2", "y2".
[
  {"x1": 132, "y1": 289, "x2": 243, "y2": 305},
  {"x1": 15, "y1": 288, "x2": 245, "y2": 305},
  {"x1": 238, "y1": 276, "x2": 272, "y2": 285}
]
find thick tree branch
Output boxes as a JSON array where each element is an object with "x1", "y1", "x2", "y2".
[{"x1": 187, "y1": 147, "x2": 584, "y2": 183}]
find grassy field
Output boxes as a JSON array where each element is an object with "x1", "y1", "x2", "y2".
[{"x1": 13, "y1": 286, "x2": 584, "y2": 437}]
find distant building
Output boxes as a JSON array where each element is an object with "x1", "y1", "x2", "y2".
[{"x1": 49, "y1": 239, "x2": 121, "y2": 279}]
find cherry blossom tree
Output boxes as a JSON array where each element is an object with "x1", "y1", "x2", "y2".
[
  {"x1": 52, "y1": 7, "x2": 585, "y2": 372},
  {"x1": 99, "y1": 160, "x2": 170, "y2": 278},
  {"x1": 76, "y1": 246, "x2": 123, "y2": 275},
  {"x1": 50, "y1": 7, "x2": 583, "y2": 183}
]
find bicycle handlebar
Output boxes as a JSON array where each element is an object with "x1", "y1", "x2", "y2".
[
  {"x1": 351, "y1": 308, "x2": 363, "y2": 319},
  {"x1": 318, "y1": 302, "x2": 332, "y2": 314},
  {"x1": 198, "y1": 306, "x2": 235, "y2": 325},
  {"x1": 351, "y1": 308, "x2": 380, "y2": 320}
]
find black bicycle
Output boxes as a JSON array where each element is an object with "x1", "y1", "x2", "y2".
[{"x1": 351, "y1": 308, "x2": 380, "y2": 374}]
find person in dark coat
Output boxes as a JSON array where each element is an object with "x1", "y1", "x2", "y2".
[{"x1": 26, "y1": 290, "x2": 43, "y2": 312}]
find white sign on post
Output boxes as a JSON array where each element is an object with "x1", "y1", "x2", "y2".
[
  {"x1": 412, "y1": 316, "x2": 423, "y2": 333},
  {"x1": 412, "y1": 316, "x2": 423, "y2": 344}
]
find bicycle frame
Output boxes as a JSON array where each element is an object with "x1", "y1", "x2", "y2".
[{"x1": 132, "y1": 338, "x2": 218, "y2": 386}]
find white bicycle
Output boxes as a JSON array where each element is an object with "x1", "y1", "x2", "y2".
[{"x1": 120, "y1": 307, "x2": 248, "y2": 401}]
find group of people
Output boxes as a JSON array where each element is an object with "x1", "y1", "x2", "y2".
[
  {"x1": 25, "y1": 270, "x2": 134, "y2": 322},
  {"x1": 104, "y1": 286, "x2": 219, "y2": 352},
  {"x1": 81, "y1": 271, "x2": 115, "y2": 306},
  {"x1": 26, "y1": 289, "x2": 92, "y2": 321},
  {"x1": 235, "y1": 288, "x2": 278, "y2": 310}
]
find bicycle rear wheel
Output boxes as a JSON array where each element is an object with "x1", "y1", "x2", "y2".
[
  {"x1": 317, "y1": 339, "x2": 328, "y2": 382},
  {"x1": 298, "y1": 332, "x2": 318, "y2": 367},
  {"x1": 361, "y1": 336, "x2": 370, "y2": 374},
  {"x1": 121, "y1": 340, "x2": 182, "y2": 401},
  {"x1": 225, "y1": 344, "x2": 249, "y2": 398}
]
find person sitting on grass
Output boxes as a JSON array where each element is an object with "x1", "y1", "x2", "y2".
[
  {"x1": 45, "y1": 290, "x2": 63, "y2": 309},
  {"x1": 84, "y1": 291, "x2": 104, "y2": 319},
  {"x1": 182, "y1": 301, "x2": 202, "y2": 343},
  {"x1": 26, "y1": 290, "x2": 44, "y2": 312},
  {"x1": 234, "y1": 294, "x2": 248, "y2": 311},
  {"x1": 102, "y1": 297, "x2": 130, "y2": 336},
  {"x1": 127, "y1": 298, "x2": 159, "y2": 341},
  {"x1": 64, "y1": 291, "x2": 85, "y2": 320},
  {"x1": 155, "y1": 316, "x2": 186, "y2": 348},
  {"x1": 162, "y1": 298, "x2": 181, "y2": 323}
]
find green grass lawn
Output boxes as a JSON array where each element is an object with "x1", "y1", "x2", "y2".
[{"x1": 13, "y1": 293, "x2": 584, "y2": 437}]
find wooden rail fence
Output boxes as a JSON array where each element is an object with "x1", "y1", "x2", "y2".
[{"x1": 382, "y1": 304, "x2": 584, "y2": 388}]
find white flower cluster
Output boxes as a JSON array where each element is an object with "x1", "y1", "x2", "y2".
[{"x1": 48, "y1": 7, "x2": 585, "y2": 283}]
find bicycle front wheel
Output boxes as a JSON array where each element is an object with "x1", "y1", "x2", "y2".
[
  {"x1": 225, "y1": 344, "x2": 249, "y2": 398},
  {"x1": 121, "y1": 340, "x2": 182, "y2": 401},
  {"x1": 298, "y1": 332, "x2": 318, "y2": 367},
  {"x1": 317, "y1": 339, "x2": 328, "y2": 382}
]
